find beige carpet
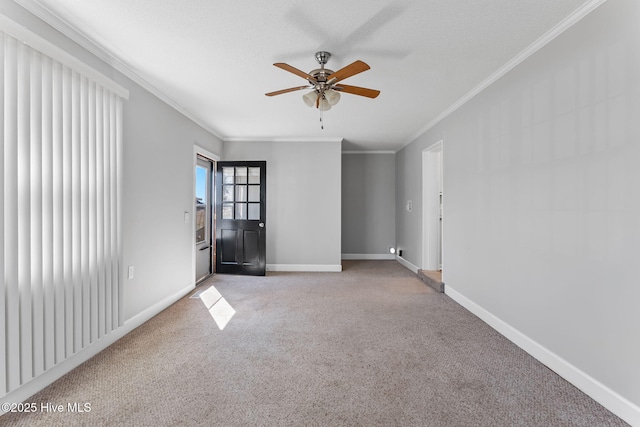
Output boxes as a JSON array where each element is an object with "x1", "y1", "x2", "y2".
[{"x1": 1, "y1": 261, "x2": 628, "y2": 426}]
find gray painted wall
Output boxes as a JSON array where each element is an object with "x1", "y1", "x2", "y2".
[
  {"x1": 120, "y1": 83, "x2": 222, "y2": 320},
  {"x1": 396, "y1": 0, "x2": 640, "y2": 417},
  {"x1": 342, "y1": 153, "x2": 395, "y2": 256},
  {"x1": 223, "y1": 140, "x2": 342, "y2": 269}
]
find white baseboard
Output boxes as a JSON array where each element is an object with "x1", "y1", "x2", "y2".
[
  {"x1": 266, "y1": 264, "x2": 342, "y2": 272},
  {"x1": 0, "y1": 283, "x2": 194, "y2": 412},
  {"x1": 123, "y1": 283, "x2": 195, "y2": 328},
  {"x1": 395, "y1": 255, "x2": 419, "y2": 273},
  {"x1": 341, "y1": 253, "x2": 396, "y2": 260},
  {"x1": 445, "y1": 285, "x2": 640, "y2": 427}
]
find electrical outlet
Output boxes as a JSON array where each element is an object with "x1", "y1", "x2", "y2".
[
  {"x1": 127, "y1": 265, "x2": 135, "y2": 279},
  {"x1": 184, "y1": 212, "x2": 190, "y2": 223},
  {"x1": 406, "y1": 200, "x2": 413, "y2": 212}
]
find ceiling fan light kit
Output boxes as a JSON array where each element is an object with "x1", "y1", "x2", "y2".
[{"x1": 266, "y1": 51, "x2": 380, "y2": 128}]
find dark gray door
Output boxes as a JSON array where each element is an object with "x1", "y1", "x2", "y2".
[{"x1": 215, "y1": 161, "x2": 266, "y2": 275}]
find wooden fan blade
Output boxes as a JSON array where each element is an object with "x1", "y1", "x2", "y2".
[
  {"x1": 327, "y1": 60, "x2": 370, "y2": 84},
  {"x1": 265, "y1": 86, "x2": 310, "y2": 96},
  {"x1": 274, "y1": 63, "x2": 318, "y2": 84},
  {"x1": 335, "y1": 84, "x2": 380, "y2": 99}
]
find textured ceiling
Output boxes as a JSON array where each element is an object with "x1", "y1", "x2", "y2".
[{"x1": 23, "y1": 0, "x2": 592, "y2": 151}]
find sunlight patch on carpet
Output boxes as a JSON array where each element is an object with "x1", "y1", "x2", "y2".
[{"x1": 199, "y1": 286, "x2": 236, "y2": 330}]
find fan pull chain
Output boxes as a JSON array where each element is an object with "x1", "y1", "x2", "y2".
[{"x1": 320, "y1": 108, "x2": 324, "y2": 130}]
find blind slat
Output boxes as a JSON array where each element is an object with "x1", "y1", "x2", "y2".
[
  {"x1": 103, "y1": 92, "x2": 112, "y2": 334},
  {"x1": 80, "y1": 76, "x2": 90, "y2": 348},
  {"x1": 30, "y1": 49, "x2": 45, "y2": 378},
  {"x1": 72, "y1": 71, "x2": 82, "y2": 354},
  {"x1": 116, "y1": 100, "x2": 123, "y2": 327},
  {"x1": 96, "y1": 86, "x2": 105, "y2": 340},
  {"x1": 0, "y1": 31, "x2": 7, "y2": 396},
  {"x1": 17, "y1": 41, "x2": 34, "y2": 385},
  {"x1": 110, "y1": 95, "x2": 118, "y2": 330},
  {"x1": 52, "y1": 60, "x2": 65, "y2": 364},
  {"x1": 41, "y1": 55, "x2": 55, "y2": 372},
  {"x1": 88, "y1": 81, "x2": 98, "y2": 344},
  {"x1": 62, "y1": 65, "x2": 73, "y2": 358},
  {"x1": 5, "y1": 34, "x2": 21, "y2": 392}
]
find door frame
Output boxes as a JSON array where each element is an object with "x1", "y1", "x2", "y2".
[
  {"x1": 422, "y1": 140, "x2": 443, "y2": 271},
  {"x1": 193, "y1": 145, "x2": 220, "y2": 285}
]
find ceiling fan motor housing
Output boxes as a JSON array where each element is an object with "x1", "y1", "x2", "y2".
[
  {"x1": 310, "y1": 51, "x2": 334, "y2": 86},
  {"x1": 308, "y1": 68, "x2": 334, "y2": 83}
]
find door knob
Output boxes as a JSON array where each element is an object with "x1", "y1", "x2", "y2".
[{"x1": 259, "y1": 222, "x2": 264, "y2": 228}]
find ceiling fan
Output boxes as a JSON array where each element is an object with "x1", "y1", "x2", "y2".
[{"x1": 266, "y1": 51, "x2": 380, "y2": 112}]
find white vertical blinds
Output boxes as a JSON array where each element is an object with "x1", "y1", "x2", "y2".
[{"x1": 1, "y1": 28, "x2": 126, "y2": 396}]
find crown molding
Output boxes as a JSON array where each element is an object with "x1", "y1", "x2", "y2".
[
  {"x1": 13, "y1": 0, "x2": 225, "y2": 141},
  {"x1": 223, "y1": 137, "x2": 344, "y2": 144},
  {"x1": 401, "y1": 0, "x2": 608, "y2": 150},
  {"x1": 342, "y1": 150, "x2": 395, "y2": 155}
]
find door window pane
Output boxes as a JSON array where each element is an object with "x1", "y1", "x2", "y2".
[
  {"x1": 223, "y1": 167, "x2": 234, "y2": 184},
  {"x1": 222, "y1": 185, "x2": 234, "y2": 201},
  {"x1": 248, "y1": 203, "x2": 260, "y2": 220},
  {"x1": 222, "y1": 203, "x2": 234, "y2": 219},
  {"x1": 195, "y1": 165, "x2": 207, "y2": 243},
  {"x1": 248, "y1": 167, "x2": 260, "y2": 184},
  {"x1": 248, "y1": 185, "x2": 260, "y2": 202},
  {"x1": 235, "y1": 203, "x2": 247, "y2": 220},
  {"x1": 236, "y1": 167, "x2": 247, "y2": 184},
  {"x1": 236, "y1": 185, "x2": 247, "y2": 202}
]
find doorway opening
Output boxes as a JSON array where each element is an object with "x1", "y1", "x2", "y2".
[
  {"x1": 421, "y1": 141, "x2": 444, "y2": 292},
  {"x1": 194, "y1": 149, "x2": 218, "y2": 284}
]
